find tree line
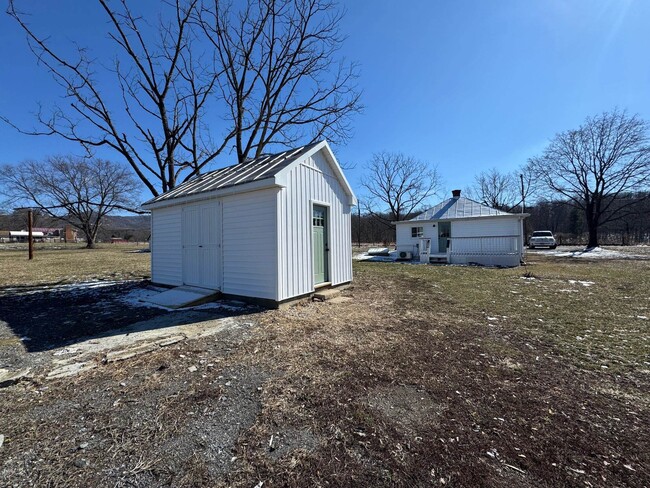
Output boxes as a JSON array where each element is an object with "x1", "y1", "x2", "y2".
[{"x1": 352, "y1": 191, "x2": 650, "y2": 248}]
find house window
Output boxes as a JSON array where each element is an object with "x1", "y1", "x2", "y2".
[{"x1": 411, "y1": 226, "x2": 423, "y2": 238}]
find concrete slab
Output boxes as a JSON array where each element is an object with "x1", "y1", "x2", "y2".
[
  {"x1": 313, "y1": 288, "x2": 341, "y2": 302},
  {"x1": 141, "y1": 286, "x2": 220, "y2": 309},
  {"x1": 0, "y1": 368, "x2": 31, "y2": 388},
  {"x1": 47, "y1": 362, "x2": 96, "y2": 380}
]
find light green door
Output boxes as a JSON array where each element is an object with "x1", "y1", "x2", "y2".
[
  {"x1": 312, "y1": 205, "x2": 329, "y2": 284},
  {"x1": 438, "y1": 221, "x2": 451, "y2": 252}
]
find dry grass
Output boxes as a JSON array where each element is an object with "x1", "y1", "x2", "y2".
[
  {"x1": 0, "y1": 243, "x2": 151, "y2": 287},
  {"x1": 1, "y1": 251, "x2": 649, "y2": 487}
]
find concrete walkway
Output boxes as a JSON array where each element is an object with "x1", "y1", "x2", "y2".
[{"x1": 46, "y1": 311, "x2": 256, "y2": 379}]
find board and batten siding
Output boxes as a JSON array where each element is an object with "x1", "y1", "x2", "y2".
[
  {"x1": 151, "y1": 205, "x2": 183, "y2": 286},
  {"x1": 221, "y1": 188, "x2": 278, "y2": 300},
  {"x1": 276, "y1": 150, "x2": 352, "y2": 301}
]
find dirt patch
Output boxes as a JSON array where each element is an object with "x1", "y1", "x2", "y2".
[{"x1": 367, "y1": 385, "x2": 446, "y2": 435}]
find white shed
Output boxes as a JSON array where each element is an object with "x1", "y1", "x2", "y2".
[
  {"x1": 395, "y1": 190, "x2": 528, "y2": 267},
  {"x1": 141, "y1": 141, "x2": 357, "y2": 307}
]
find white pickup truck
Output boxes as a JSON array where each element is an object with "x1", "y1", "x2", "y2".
[{"x1": 529, "y1": 230, "x2": 557, "y2": 249}]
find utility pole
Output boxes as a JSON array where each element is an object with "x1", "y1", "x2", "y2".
[
  {"x1": 357, "y1": 203, "x2": 361, "y2": 248},
  {"x1": 519, "y1": 173, "x2": 525, "y2": 214},
  {"x1": 28, "y1": 209, "x2": 34, "y2": 260},
  {"x1": 520, "y1": 174, "x2": 527, "y2": 248},
  {"x1": 15, "y1": 207, "x2": 35, "y2": 260}
]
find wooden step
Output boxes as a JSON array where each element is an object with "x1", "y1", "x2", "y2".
[{"x1": 429, "y1": 256, "x2": 448, "y2": 263}]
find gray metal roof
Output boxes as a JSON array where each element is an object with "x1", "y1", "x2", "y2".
[
  {"x1": 143, "y1": 142, "x2": 321, "y2": 205},
  {"x1": 409, "y1": 196, "x2": 513, "y2": 221}
]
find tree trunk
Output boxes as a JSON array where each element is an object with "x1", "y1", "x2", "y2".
[
  {"x1": 586, "y1": 221, "x2": 598, "y2": 248},
  {"x1": 82, "y1": 227, "x2": 96, "y2": 249}
]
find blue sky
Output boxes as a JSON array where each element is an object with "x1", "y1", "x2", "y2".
[{"x1": 1, "y1": 0, "x2": 649, "y2": 203}]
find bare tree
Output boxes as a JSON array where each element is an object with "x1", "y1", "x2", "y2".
[
  {"x1": 468, "y1": 166, "x2": 537, "y2": 212},
  {"x1": 362, "y1": 152, "x2": 441, "y2": 223},
  {"x1": 4, "y1": 0, "x2": 361, "y2": 197},
  {"x1": 198, "y1": 0, "x2": 362, "y2": 163},
  {"x1": 529, "y1": 110, "x2": 650, "y2": 248},
  {"x1": 0, "y1": 156, "x2": 140, "y2": 248}
]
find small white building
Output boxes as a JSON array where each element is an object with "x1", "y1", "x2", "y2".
[
  {"x1": 395, "y1": 190, "x2": 528, "y2": 267},
  {"x1": 142, "y1": 141, "x2": 357, "y2": 307}
]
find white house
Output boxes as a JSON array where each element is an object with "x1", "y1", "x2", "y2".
[
  {"x1": 141, "y1": 141, "x2": 357, "y2": 307},
  {"x1": 395, "y1": 190, "x2": 528, "y2": 267}
]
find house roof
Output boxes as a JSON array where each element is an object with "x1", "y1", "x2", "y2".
[
  {"x1": 143, "y1": 142, "x2": 322, "y2": 207},
  {"x1": 408, "y1": 196, "x2": 516, "y2": 221}
]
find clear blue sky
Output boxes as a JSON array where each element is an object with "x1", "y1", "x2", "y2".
[{"x1": 1, "y1": 0, "x2": 649, "y2": 202}]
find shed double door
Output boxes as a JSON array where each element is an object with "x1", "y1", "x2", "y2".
[{"x1": 182, "y1": 202, "x2": 220, "y2": 289}]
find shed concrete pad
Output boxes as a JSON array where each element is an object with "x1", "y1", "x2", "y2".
[{"x1": 142, "y1": 286, "x2": 219, "y2": 309}]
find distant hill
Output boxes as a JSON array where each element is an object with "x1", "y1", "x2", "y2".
[
  {"x1": 102, "y1": 215, "x2": 151, "y2": 230},
  {"x1": 0, "y1": 212, "x2": 151, "y2": 243}
]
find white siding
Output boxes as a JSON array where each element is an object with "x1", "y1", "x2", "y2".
[
  {"x1": 396, "y1": 222, "x2": 439, "y2": 255},
  {"x1": 221, "y1": 189, "x2": 278, "y2": 300},
  {"x1": 452, "y1": 217, "x2": 520, "y2": 237},
  {"x1": 151, "y1": 205, "x2": 183, "y2": 286},
  {"x1": 450, "y1": 217, "x2": 523, "y2": 266},
  {"x1": 396, "y1": 216, "x2": 524, "y2": 266},
  {"x1": 277, "y1": 149, "x2": 352, "y2": 301}
]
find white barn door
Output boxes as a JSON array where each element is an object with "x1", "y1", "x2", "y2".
[{"x1": 182, "y1": 202, "x2": 221, "y2": 289}]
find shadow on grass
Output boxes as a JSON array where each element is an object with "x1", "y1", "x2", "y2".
[{"x1": 0, "y1": 280, "x2": 259, "y2": 353}]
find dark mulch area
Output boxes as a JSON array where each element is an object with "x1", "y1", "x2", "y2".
[{"x1": 0, "y1": 280, "x2": 167, "y2": 354}]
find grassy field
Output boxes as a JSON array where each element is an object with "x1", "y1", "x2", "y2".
[
  {"x1": 0, "y1": 243, "x2": 151, "y2": 287},
  {"x1": 0, "y1": 247, "x2": 648, "y2": 486}
]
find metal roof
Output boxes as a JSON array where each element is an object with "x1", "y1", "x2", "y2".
[
  {"x1": 143, "y1": 142, "x2": 321, "y2": 206},
  {"x1": 409, "y1": 196, "x2": 514, "y2": 221}
]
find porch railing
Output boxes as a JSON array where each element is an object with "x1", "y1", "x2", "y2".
[{"x1": 447, "y1": 235, "x2": 521, "y2": 257}]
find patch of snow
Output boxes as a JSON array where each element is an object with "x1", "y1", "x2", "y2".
[
  {"x1": 353, "y1": 251, "x2": 399, "y2": 262},
  {"x1": 549, "y1": 246, "x2": 642, "y2": 260},
  {"x1": 568, "y1": 280, "x2": 595, "y2": 287},
  {"x1": 118, "y1": 286, "x2": 253, "y2": 312},
  {"x1": 117, "y1": 286, "x2": 178, "y2": 310},
  {"x1": 53, "y1": 347, "x2": 80, "y2": 356},
  {"x1": 2, "y1": 280, "x2": 132, "y2": 297}
]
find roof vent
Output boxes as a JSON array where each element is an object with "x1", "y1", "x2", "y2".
[{"x1": 452, "y1": 189, "x2": 461, "y2": 198}]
